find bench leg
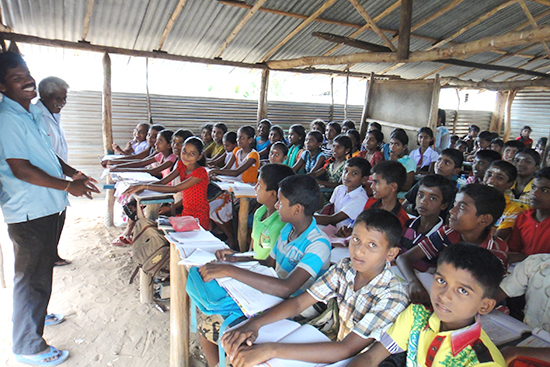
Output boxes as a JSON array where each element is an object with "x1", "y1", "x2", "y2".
[
  {"x1": 139, "y1": 269, "x2": 154, "y2": 304},
  {"x1": 170, "y1": 244, "x2": 189, "y2": 367}
]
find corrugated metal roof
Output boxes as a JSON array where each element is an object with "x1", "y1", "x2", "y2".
[{"x1": 1, "y1": 0, "x2": 550, "y2": 81}]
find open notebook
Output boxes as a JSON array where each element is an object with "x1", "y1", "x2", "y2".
[
  {"x1": 480, "y1": 310, "x2": 533, "y2": 345},
  {"x1": 517, "y1": 327, "x2": 550, "y2": 348}
]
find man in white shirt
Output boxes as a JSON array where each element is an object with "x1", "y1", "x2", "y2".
[{"x1": 35, "y1": 77, "x2": 70, "y2": 267}]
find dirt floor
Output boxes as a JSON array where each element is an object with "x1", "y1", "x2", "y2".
[{"x1": 0, "y1": 197, "x2": 207, "y2": 367}]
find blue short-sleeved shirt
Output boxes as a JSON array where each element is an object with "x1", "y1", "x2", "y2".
[
  {"x1": 301, "y1": 150, "x2": 326, "y2": 174},
  {"x1": 398, "y1": 155, "x2": 416, "y2": 173},
  {"x1": 0, "y1": 95, "x2": 69, "y2": 223},
  {"x1": 269, "y1": 218, "x2": 331, "y2": 296}
]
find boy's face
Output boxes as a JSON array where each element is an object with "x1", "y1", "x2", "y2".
[
  {"x1": 502, "y1": 147, "x2": 518, "y2": 162},
  {"x1": 416, "y1": 185, "x2": 447, "y2": 218},
  {"x1": 530, "y1": 177, "x2": 550, "y2": 210},
  {"x1": 268, "y1": 145, "x2": 286, "y2": 164},
  {"x1": 326, "y1": 125, "x2": 338, "y2": 141},
  {"x1": 448, "y1": 193, "x2": 491, "y2": 233},
  {"x1": 469, "y1": 129, "x2": 479, "y2": 138},
  {"x1": 456, "y1": 143, "x2": 467, "y2": 154},
  {"x1": 223, "y1": 139, "x2": 237, "y2": 153},
  {"x1": 370, "y1": 173, "x2": 395, "y2": 200},
  {"x1": 473, "y1": 157, "x2": 491, "y2": 179},
  {"x1": 349, "y1": 223, "x2": 398, "y2": 274},
  {"x1": 435, "y1": 155, "x2": 459, "y2": 179},
  {"x1": 476, "y1": 137, "x2": 491, "y2": 150},
  {"x1": 431, "y1": 262, "x2": 495, "y2": 330},
  {"x1": 514, "y1": 152, "x2": 538, "y2": 178},
  {"x1": 254, "y1": 177, "x2": 274, "y2": 205},
  {"x1": 342, "y1": 165, "x2": 366, "y2": 191},
  {"x1": 0, "y1": 64, "x2": 37, "y2": 108},
  {"x1": 490, "y1": 143, "x2": 503, "y2": 154},
  {"x1": 212, "y1": 127, "x2": 224, "y2": 144},
  {"x1": 389, "y1": 138, "x2": 406, "y2": 158},
  {"x1": 483, "y1": 166, "x2": 513, "y2": 193},
  {"x1": 275, "y1": 190, "x2": 298, "y2": 223},
  {"x1": 521, "y1": 129, "x2": 531, "y2": 138}
]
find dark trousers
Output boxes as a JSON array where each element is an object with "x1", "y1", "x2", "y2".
[
  {"x1": 54, "y1": 209, "x2": 66, "y2": 262},
  {"x1": 9, "y1": 212, "x2": 64, "y2": 355}
]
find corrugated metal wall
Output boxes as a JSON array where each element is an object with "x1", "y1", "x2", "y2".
[
  {"x1": 61, "y1": 91, "x2": 363, "y2": 180},
  {"x1": 511, "y1": 91, "x2": 550, "y2": 144},
  {"x1": 447, "y1": 110, "x2": 492, "y2": 138}
]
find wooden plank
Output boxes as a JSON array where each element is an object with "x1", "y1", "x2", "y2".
[
  {"x1": 490, "y1": 90, "x2": 507, "y2": 133},
  {"x1": 259, "y1": 0, "x2": 338, "y2": 62},
  {"x1": 215, "y1": 0, "x2": 268, "y2": 58},
  {"x1": 81, "y1": 0, "x2": 95, "y2": 41},
  {"x1": 397, "y1": 0, "x2": 413, "y2": 59},
  {"x1": 313, "y1": 32, "x2": 392, "y2": 52},
  {"x1": 359, "y1": 73, "x2": 374, "y2": 140},
  {"x1": 349, "y1": 0, "x2": 397, "y2": 52},
  {"x1": 503, "y1": 90, "x2": 518, "y2": 141},
  {"x1": 428, "y1": 75, "x2": 440, "y2": 131},
  {"x1": 170, "y1": 244, "x2": 189, "y2": 367},
  {"x1": 257, "y1": 69, "x2": 269, "y2": 121},
  {"x1": 157, "y1": 0, "x2": 189, "y2": 51},
  {"x1": 238, "y1": 197, "x2": 251, "y2": 252}
]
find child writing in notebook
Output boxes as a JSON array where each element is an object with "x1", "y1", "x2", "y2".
[
  {"x1": 210, "y1": 125, "x2": 260, "y2": 184},
  {"x1": 293, "y1": 130, "x2": 326, "y2": 174},
  {"x1": 221, "y1": 209, "x2": 409, "y2": 367},
  {"x1": 256, "y1": 118, "x2": 272, "y2": 160},
  {"x1": 283, "y1": 124, "x2": 306, "y2": 169},
  {"x1": 197, "y1": 175, "x2": 331, "y2": 367},
  {"x1": 348, "y1": 244, "x2": 506, "y2": 367},
  {"x1": 312, "y1": 135, "x2": 352, "y2": 188},
  {"x1": 124, "y1": 137, "x2": 210, "y2": 229}
]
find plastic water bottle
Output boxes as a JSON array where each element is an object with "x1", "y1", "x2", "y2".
[{"x1": 457, "y1": 174, "x2": 467, "y2": 189}]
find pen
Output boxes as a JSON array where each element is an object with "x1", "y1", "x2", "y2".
[{"x1": 229, "y1": 251, "x2": 256, "y2": 258}]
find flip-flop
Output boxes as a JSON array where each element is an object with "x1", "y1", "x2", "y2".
[
  {"x1": 14, "y1": 346, "x2": 69, "y2": 366},
  {"x1": 54, "y1": 259, "x2": 71, "y2": 267},
  {"x1": 45, "y1": 314, "x2": 65, "y2": 326},
  {"x1": 111, "y1": 235, "x2": 132, "y2": 247}
]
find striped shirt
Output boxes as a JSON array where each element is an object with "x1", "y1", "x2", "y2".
[{"x1": 308, "y1": 259, "x2": 409, "y2": 342}]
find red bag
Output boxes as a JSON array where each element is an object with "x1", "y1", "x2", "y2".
[
  {"x1": 510, "y1": 357, "x2": 550, "y2": 367},
  {"x1": 169, "y1": 216, "x2": 200, "y2": 232}
]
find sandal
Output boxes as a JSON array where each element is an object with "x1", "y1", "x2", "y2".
[
  {"x1": 15, "y1": 346, "x2": 69, "y2": 366},
  {"x1": 54, "y1": 259, "x2": 71, "y2": 267},
  {"x1": 111, "y1": 235, "x2": 132, "y2": 247},
  {"x1": 45, "y1": 313, "x2": 65, "y2": 326}
]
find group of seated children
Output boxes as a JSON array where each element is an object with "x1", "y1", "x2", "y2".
[{"x1": 105, "y1": 117, "x2": 550, "y2": 366}]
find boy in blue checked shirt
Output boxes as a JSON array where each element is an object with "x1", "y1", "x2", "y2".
[
  {"x1": 198, "y1": 174, "x2": 331, "y2": 367},
  {"x1": 221, "y1": 209, "x2": 409, "y2": 367},
  {"x1": 348, "y1": 244, "x2": 506, "y2": 367}
]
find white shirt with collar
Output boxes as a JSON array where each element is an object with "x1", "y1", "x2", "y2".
[
  {"x1": 330, "y1": 184, "x2": 369, "y2": 229},
  {"x1": 35, "y1": 99, "x2": 68, "y2": 162}
]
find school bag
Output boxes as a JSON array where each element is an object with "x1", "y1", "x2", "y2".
[{"x1": 130, "y1": 217, "x2": 170, "y2": 283}]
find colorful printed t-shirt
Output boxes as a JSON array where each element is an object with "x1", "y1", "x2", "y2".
[
  {"x1": 176, "y1": 161, "x2": 210, "y2": 230},
  {"x1": 251, "y1": 205, "x2": 286, "y2": 260}
]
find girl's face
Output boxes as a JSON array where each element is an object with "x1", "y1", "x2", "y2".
[
  {"x1": 288, "y1": 128, "x2": 300, "y2": 146},
  {"x1": 269, "y1": 129, "x2": 283, "y2": 144},
  {"x1": 365, "y1": 133, "x2": 379, "y2": 151},
  {"x1": 201, "y1": 128, "x2": 213, "y2": 144},
  {"x1": 326, "y1": 126, "x2": 338, "y2": 141},
  {"x1": 269, "y1": 145, "x2": 286, "y2": 164},
  {"x1": 346, "y1": 133, "x2": 357, "y2": 151},
  {"x1": 135, "y1": 124, "x2": 148, "y2": 142},
  {"x1": 147, "y1": 129, "x2": 159, "y2": 147},
  {"x1": 389, "y1": 138, "x2": 406, "y2": 158},
  {"x1": 418, "y1": 132, "x2": 432, "y2": 149},
  {"x1": 212, "y1": 127, "x2": 225, "y2": 144},
  {"x1": 237, "y1": 130, "x2": 253, "y2": 149},
  {"x1": 155, "y1": 135, "x2": 170, "y2": 153},
  {"x1": 257, "y1": 123, "x2": 270, "y2": 138},
  {"x1": 546, "y1": 150, "x2": 550, "y2": 167},
  {"x1": 521, "y1": 129, "x2": 531, "y2": 139},
  {"x1": 332, "y1": 142, "x2": 348, "y2": 159},
  {"x1": 223, "y1": 139, "x2": 237, "y2": 153},
  {"x1": 180, "y1": 142, "x2": 202, "y2": 167},
  {"x1": 311, "y1": 123, "x2": 324, "y2": 134},
  {"x1": 171, "y1": 136, "x2": 185, "y2": 157},
  {"x1": 305, "y1": 134, "x2": 321, "y2": 151}
]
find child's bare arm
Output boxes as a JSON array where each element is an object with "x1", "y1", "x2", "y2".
[
  {"x1": 310, "y1": 156, "x2": 326, "y2": 174},
  {"x1": 207, "y1": 152, "x2": 226, "y2": 167},
  {"x1": 213, "y1": 156, "x2": 257, "y2": 177},
  {"x1": 314, "y1": 211, "x2": 349, "y2": 226},
  {"x1": 500, "y1": 347, "x2": 550, "y2": 365},
  {"x1": 309, "y1": 167, "x2": 326, "y2": 178},
  {"x1": 292, "y1": 157, "x2": 305, "y2": 172},
  {"x1": 396, "y1": 246, "x2": 431, "y2": 304},
  {"x1": 347, "y1": 341, "x2": 391, "y2": 367}
]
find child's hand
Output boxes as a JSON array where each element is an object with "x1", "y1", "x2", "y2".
[
  {"x1": 336, "y1": 226, "x2": 352, "y2": 238},
  {"x1": 158, "y1": 205, "x2": 172, "y2": 216},
  {"x1": 408, "y1": 280, "x2": 431, "y2": 305},
  {"x1": 199, "y1": 263, "x2": 234, "y2": 282},
  {"x1": 221, "y1": 322, "x2": 260, "y2": 360},
  {"x1": 124, "y1": 184, "x2": 146, "y2": 196},
  {"x1": 230, "y1": 344, "x2": 274, "y2": 367},
  {"x1": 215, "y1": 249, "x2": 237, "y2": 261}
]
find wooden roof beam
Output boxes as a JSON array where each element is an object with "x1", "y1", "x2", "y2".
[
  {"x1": 397, "y1": 0, "x2": 413, "y2": 59},
  {"x1": 267, "y1": 25, "x2": 550, "y2": 69},
  {"x1": 215, "y1": 0, "x2": 267, "y2": 58},
  {"x1": 259, "y1": 0, "x2": 338, "y2": 62},
  {"x1": 348, "y1": 0, "x2": 397, "y2": 51},
  {"x1": 441, "y1": 76, "x2": 550, "y2": 90},
  {"x1": 504, "y1": 61, "x2": 550, "y2": 81},
  {"x1": 517, "y1": 0, "x2": 550, "y2": 58},
  {"x1": 530, "y1": 0, "x2": 550, "y2": 6},
  {"x1": 156, "y1": 0, "x2": 189, "y2": 51},
  {"x1": 80, "y1": 0, "x2": 95, "y2": 41},
  {"x1": 486, "y1": 54, "x2": 547, "y2": 80}
]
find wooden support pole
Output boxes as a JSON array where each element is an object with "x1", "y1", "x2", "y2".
[
  {"x1": 428, "y1": 74, "x2": 441, "y2": 132},
  {"x1": 329, "y1": 77, "x2": 334, "y2": 121},
  {"x1": 490, "y1": 90, "x2": 507, "y2": 133},
  {"x1": 145, "y1": 57, "x2": 152, "y2": 123},
  {"x1": 397, "y1": 0, "x2": 413, "y2": 60},
  {"x1": 503, "y1": 90, "x2": 518, "y2": 141},
  {"x1": 102, "y1": 52, "x2": 114, "y2": 227},
  {"x1": 517, "y1": 0, "x2": 550, "y2": 59},
  {"x1": 257, "y1": 69, "x2": 269, "y2": 121},
  {"x1": 452, "y1": 89, "x2": 460, "y2": 135},
  {"x1": 170, "y1": 244, "x2": 189, "y2": 367},
  {"x1": 344, "y1": 72, "x2": 349, "y2": 120},
  {"x1": 359, "y1": 73, "x2": 375, "y2": 141}
]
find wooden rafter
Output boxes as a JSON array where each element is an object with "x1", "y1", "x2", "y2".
[
  {"x1": 157, "y1": 0, "x2": 189, "y2": 51},
  {"x1": 397, "y1": 0, "x2": 413, "y2": 59},
  {"x1": 348, "y1": 0, "x2": 397, "y2": 51},
  {"x1": 441, "y1": 77, "x2": 550, "y2": 90},
  {"x1": 530, "y1": 0, "x2": 550, "y2": 6},
  {"x1": 428, "y1": 1, "x2": 516, "y2": 50},
  {"x1": 267, "y1": 25, "x2": 550, "y2": 69},
  {"x1": 215, "y1": 0, "x2": 267, "y2": 58},
  {"x1": 514, "y1": 8, "x2": 550, "y2": 32},
  {"x1": 517, "y1": 0, "x2": 550, "y2": 58},
  {"x1": 322, "y1": 0, "x2": 401, "y2": 56},
  {"x1": 81, "y1": 0, "x2": 95, "y2": 41},
  {"x1": 259, "y1": 0, "x2": 338, "y2": 62},
  {"x1": 487, "y1": 55, "x2": 547, "y2": 81},
  {"x1": 504, "y1": 61, "x2": 550, "y2": 81}
]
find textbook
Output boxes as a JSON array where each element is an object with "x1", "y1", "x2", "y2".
[
  {"x1": 110, "y1": 172, "x2": 160, "y2": 183},
  {"x1": 480, "y1": 310, "x2": 533, "y2": 345},
  {"x1": 517, "y1": 327, "x2": 550, "y2": 348}
]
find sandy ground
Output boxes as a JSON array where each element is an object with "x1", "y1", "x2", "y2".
[{"x1": 0, "y1": 197, "x2": 207, "y2": 367}]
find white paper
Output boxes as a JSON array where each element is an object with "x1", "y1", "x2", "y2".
[
  {"x1": 167, "y1": 230, "x2": 221, "y2": 244},
  {"x1": 254, "y1": 319, "x2": 302, "y2": 344},
  {"x1": 330, "y1": 247, "x2": 350, "y2": 264},
  {"x1": 112, "y1": 172, "x2": 160, "y2": 183},
  {"x1": 231, "y1": 183, "x2": 256, "y2": 197},
  {"x1": 178, "y1": 248, "x2": 217, "y2": 266},
  {"x1": 218, "y1": 277, "x2": 283, "y2": 318}
]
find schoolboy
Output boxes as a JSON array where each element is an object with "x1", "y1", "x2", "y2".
[
  {"x1": 507, "y1": 167, "x2": 550, "y2": 263},
  {"x1": 397, "y1": 184, "x2": 507, "y2": 304},
  {"x1": 268, "y1": 141, "x2": 288, "y2": 164},
  {"x1": 502, "y1": 140, "x2": 524, "y2": 163},
  {"x1": 315, "y1": 157, "x2": 370, "y2": 228},
  {"x1": 466, "y1": 149, "x2": 501, "y2": 184},
  {"x1": 364, "y1": 160, "x2": 409, "y2": 226},
  {"x1": 400, "y1": 175, "x2": 456, "y2": 255},
  {"x1": 389, "y1": 128, "x2": 416, "y2": 191},
  {"x1": 349, "y1": 244, "x2": 506, "y2": 367},
  {"x1": 510, "y1": 148, "x2": 540, "y2": 206},
  {"x1": 456, "y1": 140, "x2": 468, "y2": 155},
  {"x1": 516, "y1": 125, "x2": 533, "y2": 148},
  {"x1": 198, "y1": 175, "x2": 331, "y2": 367},
  {"x1": 204, "y1": 122, "x2": 227, "y2": 160},
  {"x1": 403, "y1": 148, "x2": 462, "y2": 216},
  {"x1": 490, "y1": 138, "x2": 504, "y2": 154},
  {"x1": 221, "y1": 209, "x2": 409, "y2": 367}
]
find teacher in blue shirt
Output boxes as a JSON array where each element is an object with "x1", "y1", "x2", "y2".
[{"x1": 0, "y1": 52, "x2": 99, "y2": 366}]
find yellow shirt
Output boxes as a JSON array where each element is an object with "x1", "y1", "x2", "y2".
[
  {"x1": 381, "y1": 304, "x2": 505, "y2": 367},
  {"x1": 496, "y1": 191, "x2": 529, "y2": 230}
]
